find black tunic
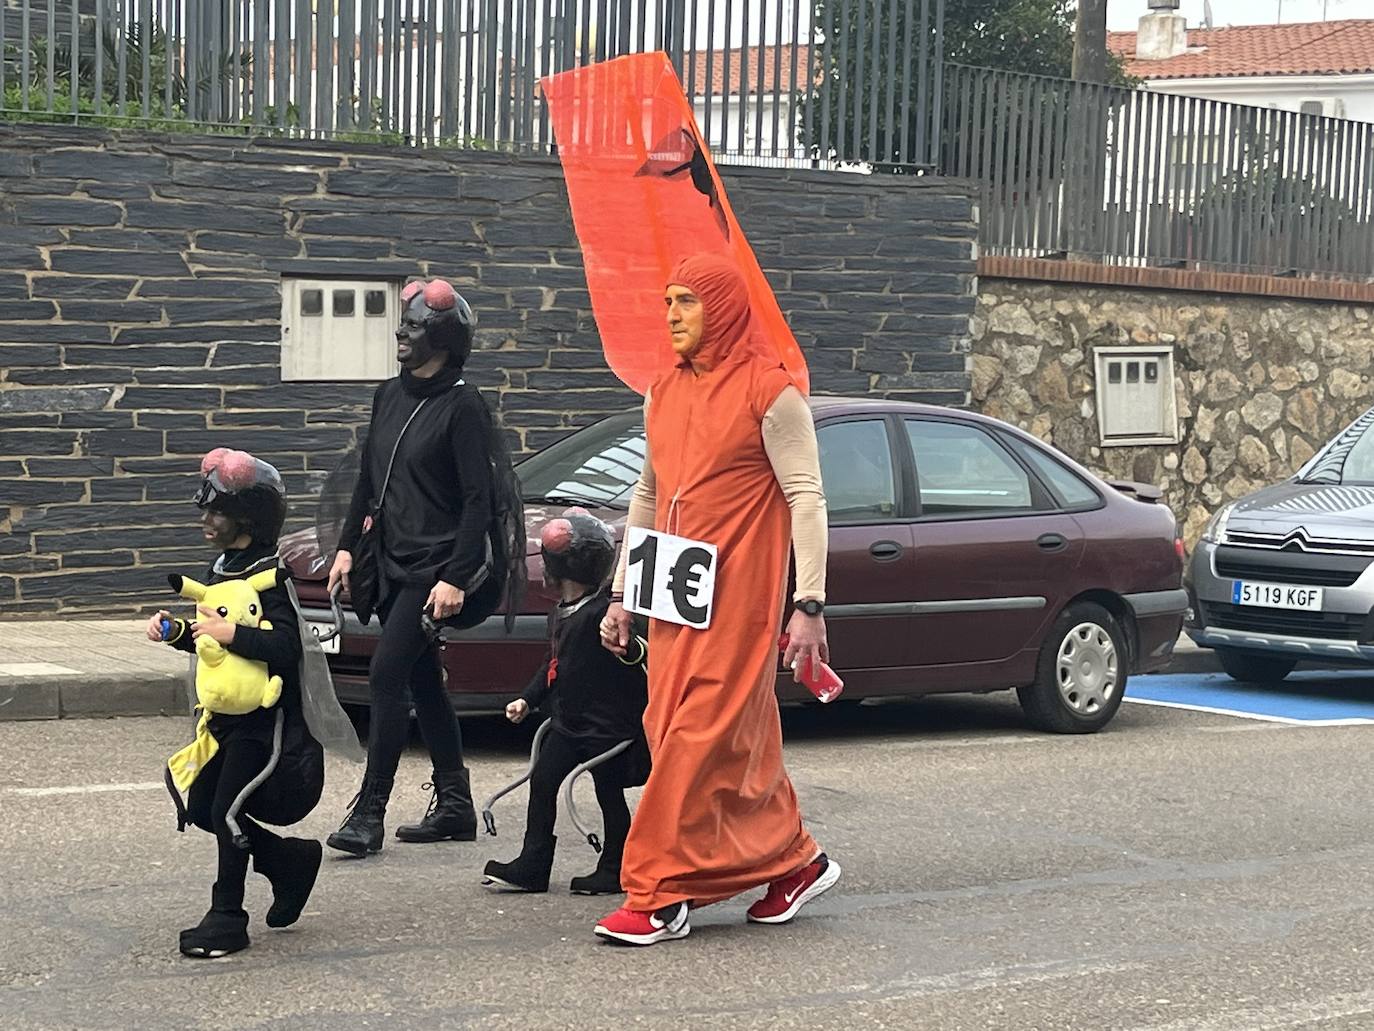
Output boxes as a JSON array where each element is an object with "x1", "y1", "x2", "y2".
[
  {"x1": 339, "y1": 367, "x2": 495, "y2": 589},
  {"x1": 521, "y1": 587, "x2": 649, "y2": 746},
  {"x1": 166, "y1": 544, "x2": 303, "y2": 748}
]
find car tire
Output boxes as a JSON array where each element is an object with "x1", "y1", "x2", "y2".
[
  {"x1": 1216, "y1": 648, "x2": 1297, "y2": 684},
  {"x1": 1018, "y1": 602, "x2": 1128, "y2": 734}
]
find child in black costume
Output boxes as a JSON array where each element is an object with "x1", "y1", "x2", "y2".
[
  {"x1": 483, "y1": 510, "x2": 650, "y2": 896},
  {"x1": 146, "y1": 449, "x2": 327, "y2": 958}
]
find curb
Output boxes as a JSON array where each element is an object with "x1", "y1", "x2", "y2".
[
  {"x1": 0, "y1": 646, "x2": 1220, "y2": 722},
  {"x1": 0, "y1": 673, "x2": 189, "y2": 721}
]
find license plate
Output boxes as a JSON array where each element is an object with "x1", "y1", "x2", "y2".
[
  {"x1": 307, "y1": 621, "x2": 340, "y2": 654},
  {"x1": 1231, "y1": 581, "x2": 1324, "y2": 611}
]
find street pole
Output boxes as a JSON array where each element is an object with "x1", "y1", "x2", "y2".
[
  {"x1": 1072, "y1": 0, "x2": 1109, "y2": 85},
  {"x1": 1070, "y1": 0, "x2": 1110, "y2": 261}
]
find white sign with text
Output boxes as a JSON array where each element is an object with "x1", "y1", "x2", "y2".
[{"x1": 623, "y1": 526, "x2": 718, "y2": 629}]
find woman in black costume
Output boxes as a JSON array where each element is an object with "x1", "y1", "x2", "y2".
[{"x1": 327, "y1": 278, "x2": 520, "y2": 856}]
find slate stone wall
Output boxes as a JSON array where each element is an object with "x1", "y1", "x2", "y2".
[{"x1": 0, "y1": 123, "x2": 976, "y2": 616}]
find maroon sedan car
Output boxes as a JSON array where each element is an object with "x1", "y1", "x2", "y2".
[{"x1": 285, "y1": 397, "x2": 1185, "y2": 733}]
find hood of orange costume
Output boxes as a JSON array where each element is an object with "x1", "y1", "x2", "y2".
[{"x1": 666, "y1": 253, "x2": 762, "y2": 374}]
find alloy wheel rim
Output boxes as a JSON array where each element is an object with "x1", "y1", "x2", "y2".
[{"x1": 1056, "y1": 621, "x2": 1118, "y2": 715}]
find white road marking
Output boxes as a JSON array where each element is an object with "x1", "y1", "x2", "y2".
[
  {"x1": 1196, "y1": 722, "x2": 1292, "y2": 734},
  {"x1": 4, "y1": 781, "x2": 165, "y2": 797},
  {"x1": 883, "y1": 957, "x2": 1150, "y2": 999},
  {"x1": 1124, "y1": 696, "x2": 1374, "y2": 727},
  {"x1": 1131, "y1": 988, "x2": 1374, "y2": 1031},
  {"x1": 886, "y1": 734, "x2": 1049, "y2": 751}
]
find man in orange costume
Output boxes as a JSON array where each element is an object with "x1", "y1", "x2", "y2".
[{"x1": 595, "y1": 252, "x2": 840, "y2": 946}]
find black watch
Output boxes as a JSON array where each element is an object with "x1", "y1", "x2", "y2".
[{"x1": 796, "y1": 599, "x2": 825, "y2": 617}]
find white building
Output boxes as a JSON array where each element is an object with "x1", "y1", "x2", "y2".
[
  {"x1": 1109, "y1": 11, "x2": 1374, "y2": 122},
  {"x1": 685, "y1": 44, "x2": 811, "y2": 163}
]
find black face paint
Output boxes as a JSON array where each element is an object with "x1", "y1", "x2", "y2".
[
  {"x1": 396, "y1": 295, "x2": 443, "y2": 370},
  {"x1": 203, "y1": 510, "x2": 244, "y2": 550}
]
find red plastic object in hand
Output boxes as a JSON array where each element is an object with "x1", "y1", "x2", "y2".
[{"x1": 778, "y1": 634, "x2": 845, "y2": 703}]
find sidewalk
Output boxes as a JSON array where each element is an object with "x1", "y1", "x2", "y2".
[
  {"x1": 0, "y1": 620, "x2": 190, "y2": 720},
  {"x1": 0, "y1": 620, "x2": 1219, "y2": 721}
]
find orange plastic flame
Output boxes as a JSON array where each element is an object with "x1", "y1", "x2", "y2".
[{"x1": 542, "y1": 52, "x2": 809, "y2": 397}]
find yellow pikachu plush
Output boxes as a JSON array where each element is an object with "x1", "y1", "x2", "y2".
[{"x1": 166, "y1": 567, "x2": 284, "y2": 791}]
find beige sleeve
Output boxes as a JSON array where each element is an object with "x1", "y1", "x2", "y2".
[
  {"x1": 761, "y1": 386, "x2": 828, "y2": 603},
  {"x1": 611, "y1": 390, "x2": 657, "y2": 597}
]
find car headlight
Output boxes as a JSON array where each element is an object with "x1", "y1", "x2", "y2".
[{"x1": 1201, "y1": 502, "x2": 1236, "y2": 544}]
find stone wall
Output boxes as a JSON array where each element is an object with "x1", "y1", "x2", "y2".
[
  {"x1": 0, "y1": 123, "x2": 976, "y2": 615},
  {"x1": 973, "y1": 278, "x2": 1374, "y2": 545}
]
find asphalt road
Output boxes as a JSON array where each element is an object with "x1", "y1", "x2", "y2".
[{"x1": 5, "y1": 684, "x2": 1374, "y2": 1030}]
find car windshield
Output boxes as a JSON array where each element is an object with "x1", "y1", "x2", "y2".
[
  {"x1": 514, "y1": 412, "x2": 645, "y2": 509},
  {"x1": 1300, "y1": 407, "x2": 1374, "y2": 485}
]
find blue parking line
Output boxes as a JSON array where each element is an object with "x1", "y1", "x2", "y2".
[{"x1": 1126, "y1": 671, "x2": 1374, "y2": 725}]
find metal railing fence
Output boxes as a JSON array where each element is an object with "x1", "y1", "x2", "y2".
[
  {"x1": 0, "y1": 0, "x2": 946, "y2": 168},
  {"x1": 941, "y1": 63, "x2": 1374, "y2": 281}
]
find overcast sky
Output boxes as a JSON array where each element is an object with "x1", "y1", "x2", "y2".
[{"x1": 1108, "y1": 0, "x2": 1364, "y2": 31}]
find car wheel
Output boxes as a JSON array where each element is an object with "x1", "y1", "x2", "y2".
[
  {"x1": 1018, "y1": 602, "x2": 1127, "y2": 734},
  {"x1": 1216, "y1": 648, "x2": 1297, "y2": 684}
]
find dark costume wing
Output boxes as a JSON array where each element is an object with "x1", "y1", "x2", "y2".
[
  {"x1": 487, "y1": 411, "x2": 528, "y2": 634},
  {"x1": 312, "y1": 444, "x2": 363, "y2": 569},
  {"x1": 286, "y1": 578, "x2": 365, "y2": 762}
]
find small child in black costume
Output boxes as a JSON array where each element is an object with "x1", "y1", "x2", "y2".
[
  {"x1": 483, "y1": 509, "x2": 650, "y2": 896},
  {"x1": 146, "y1": 449, "x2": 326, "y2": 958}
]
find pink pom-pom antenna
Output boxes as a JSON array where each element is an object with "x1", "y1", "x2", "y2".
[
  {"x1": 200, "y1": 447, "x2": 232, "y2": 477},
  {"x1": 423, "y1": 279, "x2": 457, "y2": 311},
  {"x1": 401, "y1": 280, "x2": 425, "y2": 303},
  {"x1": 562, "y1": 506, "x2": 591, "y2": 518},
  {"x1": 540, "y1": 518, "x2": 575, "y2": 554},
  {"x1": 216, "y1": 450, "x2": 259, "y2": 489}
]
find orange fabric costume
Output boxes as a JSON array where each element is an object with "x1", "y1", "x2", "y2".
[{"x1": 619, "y1": 253, "x2": 819, "y2": 912}]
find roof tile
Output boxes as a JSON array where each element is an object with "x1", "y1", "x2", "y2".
[{"x1": 1109, "y1": 18, "x2": 1374, "y2": 79}]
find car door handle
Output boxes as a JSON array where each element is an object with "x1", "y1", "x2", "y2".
[
  {"x1": 869, "y1": 540, "x2": 904, "y2": 561},
  {"x1": 1037, "y1": 533, "x2": 1068, "y2": 553}
]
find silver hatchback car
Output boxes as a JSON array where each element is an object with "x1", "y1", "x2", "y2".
[{"x1": 1186, "y1": 407, "x2": 1374, "y2": 683}]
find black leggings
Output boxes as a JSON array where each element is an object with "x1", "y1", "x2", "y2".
[
  {"x1": 366, "y1": 581, "x2": 464, "y2": 779},
  {"x1": 187, "y1": 737, "x2": 283, "y2": 912},
  {"x1": 523, "y1": 727, "x2": 631, "y2": 868}
]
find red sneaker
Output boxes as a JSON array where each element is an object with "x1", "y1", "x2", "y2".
[
  {"x1": 746, "y1": 854, "x2": 841, "y2": 925},
  {"x1": 594, "y1": 902, "x2": 691, "y2": 946}
]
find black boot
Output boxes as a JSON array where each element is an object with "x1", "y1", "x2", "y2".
[
  {"x1": 394, "y1": 767, "x2": 477, "y2": 843},
  {"x1": 254, "y1": 837, "x2": 323, "y2": 928},
  {"x1": 326, "y1": 774, "x2": 392, "y2": 857},
  {"x1": 179, "y1": 907, "x2": 250, "y2": 959},
  {"x1": 570, "y1": 860, "x2": 623, "y2": 897},
  {"x1": 572, "y1": 809, "x2": 627, "y2": 895},
  {"x1": 482, "y1": 837, "x2": 556, "y2": 893}
]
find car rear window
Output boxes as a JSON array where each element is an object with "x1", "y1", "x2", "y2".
[
  {"x1": 905, "y1": 419, "x2": 1035, "y2": 516},
  {"x1": 1006, "y1": 437, "x2": 1100, "y2": 509}
]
